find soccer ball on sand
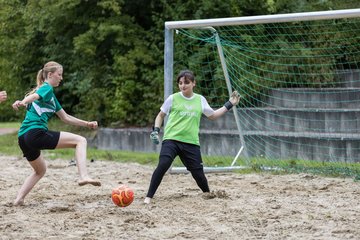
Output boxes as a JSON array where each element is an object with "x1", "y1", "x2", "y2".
[{"x1": 111, "y1": 185, "x2": 134, "y2": 207}]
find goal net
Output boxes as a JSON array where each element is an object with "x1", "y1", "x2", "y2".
[{"x1": 165, "y1": 9, "x2": 360, "y2": 177}]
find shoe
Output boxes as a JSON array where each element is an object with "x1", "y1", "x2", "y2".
[{"x1": 144, "y1": 197, "x2": 151, "y2": 204}]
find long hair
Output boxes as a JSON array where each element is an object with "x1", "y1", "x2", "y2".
[{"x1": 26, "y1": 61, "x2": 62, "y2": 96}]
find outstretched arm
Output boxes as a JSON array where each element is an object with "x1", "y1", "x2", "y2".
[
  {"x1": 207, "y1": 91, "x2": 240, "y2": 120},
  {"x1": 12, "y1": 93, "x2": 40, "y2": 110},
  {"x1": 56, "y1": 109, "x2": 98, "y2": 129}
]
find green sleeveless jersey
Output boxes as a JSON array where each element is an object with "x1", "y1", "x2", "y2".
[
  {"x1": 18, "y1": 82, "x2": 62, "y2": 137},
  {"x1": 163, "y1": 92, "x2": 202, "y2": 145}
]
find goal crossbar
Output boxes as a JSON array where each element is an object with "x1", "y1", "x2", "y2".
[{"x1": 165, "y1": 8, "x2": 360, "y2": 29}]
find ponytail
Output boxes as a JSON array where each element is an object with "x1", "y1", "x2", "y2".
[{"x1": 26, "y1": 61, "x2": 62, "y2": 96}]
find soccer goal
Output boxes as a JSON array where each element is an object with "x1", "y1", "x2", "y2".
[{"x1": 165, "y1": 9, "x2": 360, "y2": 177}]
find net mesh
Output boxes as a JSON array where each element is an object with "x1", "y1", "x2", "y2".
[{"x1": 171, "y1": 17, "x2": 360, "y2": 177}]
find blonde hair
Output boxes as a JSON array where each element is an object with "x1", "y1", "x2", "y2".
[{"x1": 27, "y1": 61, "x2": 62, "y2": 96}]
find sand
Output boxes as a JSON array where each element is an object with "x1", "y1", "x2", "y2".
[{"x1": 0, "y1": 154, "x2": 359, "y2": 240}]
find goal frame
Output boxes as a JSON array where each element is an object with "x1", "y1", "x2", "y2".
[{"x1": 164, "y1": 8, "x2": 360, "y2": 174}]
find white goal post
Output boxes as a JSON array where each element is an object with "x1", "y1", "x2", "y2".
[{"x1": 164, "y1": 8, "x2": 360, "y2": 174}]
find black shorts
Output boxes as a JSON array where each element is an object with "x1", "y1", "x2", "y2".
[
  {"x1": 160, "y1": 140, "x2": 203, "y2": 170},
  {"x1": 18, "y1": 128, "x2": 60, "y2": 161}
]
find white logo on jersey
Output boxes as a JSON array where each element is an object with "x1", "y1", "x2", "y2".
[
  {"x1": 32, "y1": 97, "x2": 56, "y2": 116},
  {"x1": 179, "y1": 111, "x2": 197, "y2": 117},
  {"x1": 184, "y1": 105, "x2": 193, "y2": 110},
  {"x1": 179, "y1": 104, "x2": 197, "y2": 117}
]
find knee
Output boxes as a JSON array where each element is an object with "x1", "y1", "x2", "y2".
[
  {"x1": 157, "y1": 156, "x2": 173, "y2": 171},
  {"x1": 77, "y1": 136, "x2": 87, "y2": 146},
  {"x1": 35, "y1": 167, "x2": 46, "y2": 177},
  {"x1": 154, "y1": 163, "x2": 169, "y2": 176}
]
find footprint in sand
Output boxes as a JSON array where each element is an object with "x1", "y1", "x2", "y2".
[{"x1": 202, "y1": 190, "x2": 229, "y2": 199}]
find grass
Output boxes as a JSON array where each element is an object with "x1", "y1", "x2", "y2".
[
  {"x1": 0, "y1": 121, "x2": 159, "y2": 165},
  {"x1": 0, "y1": 131, "x2": 159, "y2": 165},
  {"x1": 1, "y1": 121, "x2": 359, "y2": 180},
  {"x1": 246, "y1": 158, "x2": 360, "y2": 179},
  {"x1": 0, "y1": 122, "x2": 21, "y2": 128}
]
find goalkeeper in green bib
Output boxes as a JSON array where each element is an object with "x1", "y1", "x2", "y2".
[{"x1": 144, "y1": 70, "x2": 240, "y2": 204}]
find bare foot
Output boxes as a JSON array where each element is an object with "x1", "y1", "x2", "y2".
[
  {"x1": 144, "y1": 197, "x2": 151, "y2": 204},
  {"x1": 78, "y1": 179, "x2": 101, "y2": 186}
]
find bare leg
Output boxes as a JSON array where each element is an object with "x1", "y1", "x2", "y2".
[
  {"x1": 14, "y1": 155, "x2": 47, "y2": 206},
  {"x1": 56, "y1": 131, "x2": 101, "y2": 186}
]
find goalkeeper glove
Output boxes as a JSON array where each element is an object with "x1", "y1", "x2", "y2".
[
  {"x1": 224, "y1": 91, "x2": 241, "y2": 110},
  {"x1": 150, "y1": 127, "x2": 161, "y2": 145}
]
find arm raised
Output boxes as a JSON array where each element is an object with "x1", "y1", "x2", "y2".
[{"x1": 207, "y1": 91, "x2": 240, "y2": 120}]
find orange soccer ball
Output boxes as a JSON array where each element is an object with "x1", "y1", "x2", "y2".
[{"x1": 111, "y1": 185, "x2": 134, "y2": 207}]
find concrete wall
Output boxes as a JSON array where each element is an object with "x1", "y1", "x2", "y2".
[
  {"x1": 93, "y1": 127, "x2": 162, "y2": 153},
  {"x1": 92, "y1": 70, "x2": 360, "y2": 163}
]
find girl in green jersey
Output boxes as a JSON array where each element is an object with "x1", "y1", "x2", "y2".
[
  {"x1": 12, "y1": 61, "x2": 100, "y2": 206},
  {"x1": 144, "y1": 70, "x2": 240, "y2": 204}
]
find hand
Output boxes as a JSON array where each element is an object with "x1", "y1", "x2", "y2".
[
  {"x1": 12, "y1": 100, "x2": 26, "y2": 111},
  {"x1": 87, "y1": 121, "x2": 98, "y2": 129},
  {"x1": 0, "y1": 91, "x2": 7, "y2": 103},
  {"x1": 150, "y1": 130, "x2": 160, "y2": 145},
  {"x1": 229, "y1": 91, "x2": 240, "y2": 106}
]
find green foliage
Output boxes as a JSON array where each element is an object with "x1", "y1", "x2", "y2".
[{"x1": 0, "y1": 0, "x2": 359, "y2": 125}]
